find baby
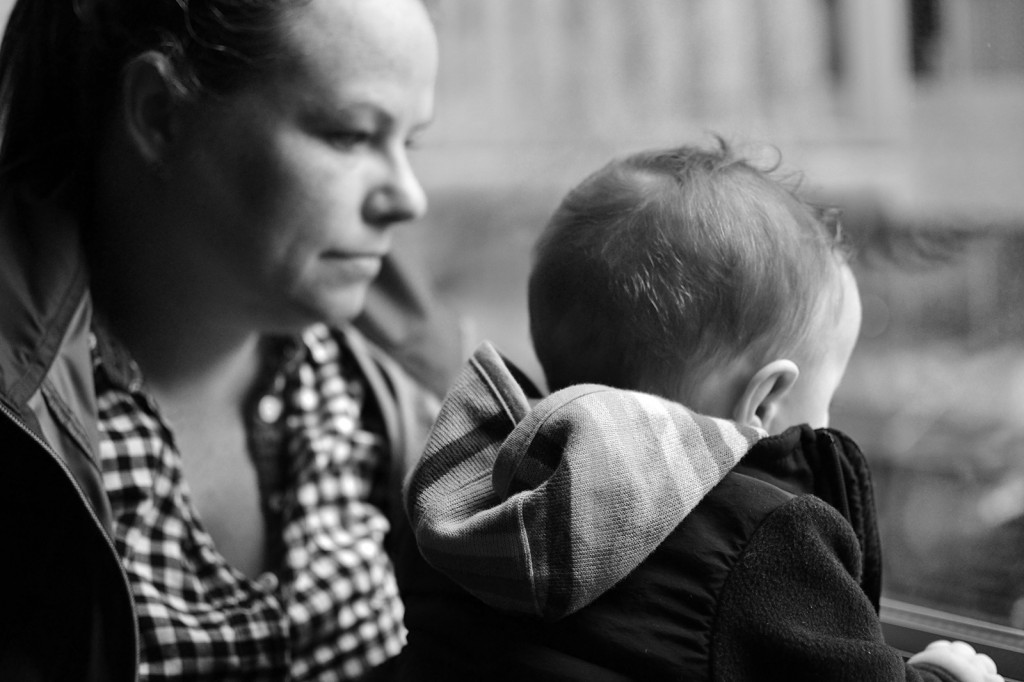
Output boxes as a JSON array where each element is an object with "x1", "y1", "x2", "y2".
[{"x1": 398, "y1": 140, "x2": 1003, "y2": 682}]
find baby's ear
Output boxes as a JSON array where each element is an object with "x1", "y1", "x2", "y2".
[{"x1": 732, "y1": 359, "x2": 799, "y2": 432}]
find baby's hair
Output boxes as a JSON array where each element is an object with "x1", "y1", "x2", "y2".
[{"x1": 528, "y1": 138, "x2": 848, "y2": 398}]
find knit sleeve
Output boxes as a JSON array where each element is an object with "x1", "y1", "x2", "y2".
[{"x1": 711, "y1": 495, "x2": 959, "y2": 682}]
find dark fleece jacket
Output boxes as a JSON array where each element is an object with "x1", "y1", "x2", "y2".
[{"x1": 396, "y1": 343, "x2": 959, "y2": 681}]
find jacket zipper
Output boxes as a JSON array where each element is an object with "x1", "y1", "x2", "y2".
[{"x1": 0, "y1": 399, "x2": 141, "y2": 681}]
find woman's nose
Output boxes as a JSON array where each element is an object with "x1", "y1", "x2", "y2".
[{"x1": 364, "y1": 152, "x2": 428, "y2": 227}]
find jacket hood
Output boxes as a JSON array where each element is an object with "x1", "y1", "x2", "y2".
[{"x1": 405, "y1": 342, "x2": 764, "y2": 620}]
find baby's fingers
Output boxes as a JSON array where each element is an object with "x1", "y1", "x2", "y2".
[
  {"x1": 909, "y1": 640, "x2": 1004, "y2": 682},
  {"x1": 974, "y1": 653, "x2": 997, "y2": 675}
]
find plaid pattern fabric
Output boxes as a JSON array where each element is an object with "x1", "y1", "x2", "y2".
[
  {"x1": 405, "y1": 342, "x2": 765, "y2": 619},
  {"x1": 95, "y1": 324, "x2": 403, "y2": 681}
]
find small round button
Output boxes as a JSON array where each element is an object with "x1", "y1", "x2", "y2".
[
  {"x1": 258, "y1": 395, "x2": 284, "y2": 423},
  {"x1": 259, "y1": 572, "x2": 280, "y2": 591}
]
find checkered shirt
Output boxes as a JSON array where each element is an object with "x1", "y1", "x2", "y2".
[{"x1": 94, "y1": 324, "x2": 404, "y2": 680}]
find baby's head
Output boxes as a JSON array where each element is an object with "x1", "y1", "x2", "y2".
[{"x1": 529, "y1": 140, "x2": 861, "y2": 434}]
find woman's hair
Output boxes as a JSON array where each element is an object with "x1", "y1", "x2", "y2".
[
  {"x1": 0, "y1": 0, "x2": 308, "y2": 211},
  {"x1": 529, "y1": 138, "x2": 848, "y2": 397}
]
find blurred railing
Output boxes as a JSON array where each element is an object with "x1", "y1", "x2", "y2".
[{"x1": 428, "y1": 0, "x2": 910, "y2": 148}]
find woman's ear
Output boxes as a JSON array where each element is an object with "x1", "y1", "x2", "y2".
[
  {"x1": 732, "y1": 359, "x2": 799, "y2": 432},
  {"x1": 119, "y1": 52, "x2": 184, "y2": 169}
]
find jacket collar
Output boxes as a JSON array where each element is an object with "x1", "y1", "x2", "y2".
[
  {"x1": 738, "y1": 425, "x2": 883, "y2": 609},
  {"x1": 0, "y1": 190, "x2": 89, "y2": 408}
]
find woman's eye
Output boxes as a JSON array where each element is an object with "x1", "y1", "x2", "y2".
[{"x1": 328, "y1": 129, "x2": 374, "y2": 148}]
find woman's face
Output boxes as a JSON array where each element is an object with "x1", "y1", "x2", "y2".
[{"x1": 164, "y1": 0, "x2": 437, "y2": 331}]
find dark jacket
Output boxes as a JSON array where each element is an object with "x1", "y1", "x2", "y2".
[
  {"x1": 398, "y1": 343, "x2": 959, "y2": 681},
  {"x1": 0, "y1": 190, "x2": 457, "y2": 681}
]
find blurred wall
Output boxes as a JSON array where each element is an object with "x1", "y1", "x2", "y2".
[{"x1": 414, "y1": 0, "x2": 1024, "y2": 225}]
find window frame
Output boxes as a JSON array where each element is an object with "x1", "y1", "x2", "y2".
[{"x1": 881, "y1": 597, "x2": 1024, "y2": 681}]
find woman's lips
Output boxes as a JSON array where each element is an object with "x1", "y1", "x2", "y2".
[{"x1": 321, "y1": 253, "x2": 384, "y2": 281}]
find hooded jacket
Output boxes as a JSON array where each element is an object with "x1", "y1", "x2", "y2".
[
  {"x1": 398, "y1": 343, "x2": 958, "y2": 681},
  {"x1": 0, "y1": 189, "x2": 456, "y2": 681}
]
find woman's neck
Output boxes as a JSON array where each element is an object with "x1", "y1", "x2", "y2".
[
  {"x1": 91, "y1": 248, "x2": 266, "y2": 410},
  {"x1": 112, "y1": 306, "x2": 262, "y2": 409},
  {"x1": 89, "y1": 210, "x2": 268, "y2": 405}
]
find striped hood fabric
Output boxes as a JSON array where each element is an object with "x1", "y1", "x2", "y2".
[{"x1": 404, "y1": 342, "x2": 764, "y2": 620}]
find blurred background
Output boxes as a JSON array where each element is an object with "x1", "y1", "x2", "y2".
[{"x1": 3, "y1": 0, "x2": 1020, "y2": 641}]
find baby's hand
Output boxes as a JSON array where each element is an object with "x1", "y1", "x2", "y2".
[{"x1": 908, "y1": 640, "x2": 1004, "y2": 682}]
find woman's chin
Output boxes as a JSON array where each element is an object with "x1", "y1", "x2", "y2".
[{"x1": 303, "y1": 284, "x2": 374, "y2": 328}]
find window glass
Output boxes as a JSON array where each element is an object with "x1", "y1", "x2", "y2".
[{"x1": 840, "y1": 228, "x2": 1024, "y2": 630}]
